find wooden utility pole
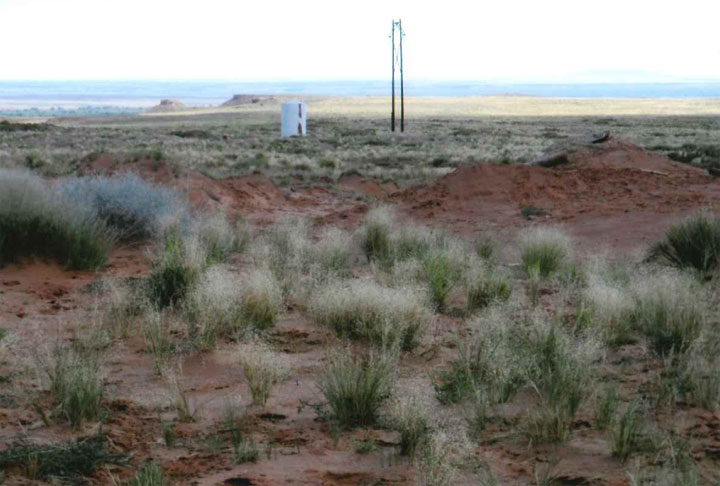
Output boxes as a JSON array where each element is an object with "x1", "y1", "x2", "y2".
[
  {"x1": 390, "y1": 19, "x2": 404, "y2": 132},
  {"x1": 391, "y1": 20, "x2": 396, "y2": 132},
  {"x1": 399, "y1": 19, "x2": 404, "y2": 132}
]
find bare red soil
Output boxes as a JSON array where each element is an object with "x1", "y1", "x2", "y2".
[
  {"x1": 397, "y1": 139, "x2": 720, "y2": 252},
  {"x1": 4, "y1": 141, "x2": 720, "y2": 485}
]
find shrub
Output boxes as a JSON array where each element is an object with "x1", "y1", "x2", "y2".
[
  {"x1": 0, "y1": 169, "x2": 115, "y2": 270},
  {"x1": 318, "y1": 352, "x2": 393, "y2": 428},
  {"x1": 387, "y1": 385, "x2": 431, "y2": 457},
  {"x1": 311, "y1": 280, "x2": 431, "y2": 351},
  {"x1": 631, "y1": 272, "x2": 704, "y2": 358},
  {"x1": 146, "y1": 232, "x2": 204, "y2": 309},
  {"x1": 130, "y1": 462, "x2": 166, "y2": 486},
  {"x1": 240, "y1": 268, "x2": 283, "y2": 331},
  {"x1": 238, "y1": 342, "x2": 288, "y2": 406},
  {"x1": 648, "y1": 214, "x2": 720, "y2": 275},
  {"x1": 38, "y1": 343, "x2": 105, "y2": 429},
  {"x1": 59, "y1": 173, "x2": 183, "y2": 242},
  {"x1": 519, "y1": 227, "x2": 572, "y2": 278}
]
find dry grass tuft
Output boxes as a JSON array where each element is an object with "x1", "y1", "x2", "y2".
[
  {"x1": 310, "y1": 279, "x2": 431, "y2": 351},
  {"x1": 238, "y1": 342, "x2": 288, "y2": 406}
]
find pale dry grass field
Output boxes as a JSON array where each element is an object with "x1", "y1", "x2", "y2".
[{"x1": 2, "y1": 96, "x2": 720, "y2": 187}]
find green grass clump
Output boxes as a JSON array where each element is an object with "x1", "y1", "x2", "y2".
[
  {"x1": 420, "y1": 252, "x2": 462, "y2": 311},
  {"x1": 361, "y1": 207, "x2": 394, "y2": 264},
  {"x1": 193, "y1": 213, "x2": 249, "y2": 264},
  {"x1": 146, "y1": 233, "x2": 203, "y2": 309},
  {"x1": 388, "y1": 388, "x2": 431, "y2": 457},
  {"x1": 467, "y1": 277, "x2": 511, "y2": 313},
  {"x1": 130, "y1": 462, "x2": 166, "y2": 486},
  {"x1": 521, "y1": 325, "x2": 593, "y2": 443},
  {"x1": 352, "y1": 436, "x2": 378, "y2": 454},
  {"x1": 232, "y1": 435, "x2": 259, "y2": 464},
  {"x1": 0, "y1": 169, "x2": 115, "y2": 270},
  {"x1": 435, "y1": 333, "x2": 522, "y2": 406},
  {"x1": 474, "y1": 231, "x2": 496, "y2": 260},
  {"x1": 677, "y1": 353, "x2": 720, "y2": 409},
  {"x1": 141, "y1": 310, "x2": 176, "y2": 373},
  {"x1": 649, "y1": 214, "x2": 720, "y2": 275},
  {"x1": 311, "y1": 280, "x2": 431, "y2": 351},
  {"x1": 612, "y1": 400, "x2": 645, "y2": 463},
  {"x1": 238, "y1": 342, "x2": 287, "y2": 406},
  {"x1": 185, "y1": 266, "x2": 242, "y2": 350},
  {"x1": 0, "y1": 435, "x2": 124, "y2": 481},
  {"x1": 318, "y1": 352, "x2": 392, "y2": 428},
  {"x1": 631, "y1": 273, "x2": 704, "y2": 358},
  {"x1": 519, "y1": 227, "x2": 572, "y2": 278},
  {"x1": 360, "y1": 207, "x2": 440, "y2": 268},
  {"x1": 39, "y1": 343, "x2": 105, "y2": 429},
  {"x1": 309, "y1": 227, "x2": 354, "y2": 277},
  {"x1": 264, "y1": 219, "x2": 310, "y2": 284},
  {"x1": 239, "y1": 268, "x2": 283, "y2": 331},
  {"x1": 594, "y1": 383, "x2": 621, "y2": 430}
]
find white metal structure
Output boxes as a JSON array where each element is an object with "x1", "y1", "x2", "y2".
[{"x1": 281, "y1": 101, "x2": 307, "y2": 137}]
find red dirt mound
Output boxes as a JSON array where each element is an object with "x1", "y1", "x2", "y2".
[
  {"x1": 337, "y1": 172, "x2": 399, "y2": 199},
  {"x1": 397, "y1": 139, "x2": 720, "y2": 228},
  {"x1": 78, "y1": 154, "x2": 287, "y2": 215}
]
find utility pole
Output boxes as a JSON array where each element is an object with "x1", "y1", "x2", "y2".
[
  {"x1": 391, "y1": 20, "x2": 395, "y2": 132},
  {"x1": 390, "y1": 19, "x2": 405, "y2": 132},
  {"x1": 399, "y1": 19, "x2": 404, "y2": 132}
]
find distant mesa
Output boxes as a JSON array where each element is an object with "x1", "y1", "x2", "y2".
[
  {"x1": 147, "y1": 99, "x2": 186, "y2": 113},
  {"x1": 221, "y1": 94, "x2": 277, "y2": 107}
]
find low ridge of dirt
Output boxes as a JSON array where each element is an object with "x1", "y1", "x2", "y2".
[
  {"x1": 396, "y1": 139, "x2": 720, "y2": 250},
  {"x1": 337, "y1": 172, "x2": 399, "y2": 199},
  {"x1": 73, "y1": 141, "x2": 720, "y2": 250}
]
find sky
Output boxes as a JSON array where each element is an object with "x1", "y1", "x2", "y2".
[{"x1": 1, "y1": 0, "x2": 719, "y2": 82}]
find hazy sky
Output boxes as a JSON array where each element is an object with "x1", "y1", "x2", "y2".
[{"x1": 1, "y1": 0, "x2": 719, "y2": 82}]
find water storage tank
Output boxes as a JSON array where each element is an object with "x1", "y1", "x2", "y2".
[{"x1": 281, "y1": 101, "x2": 307, "y2": 137}]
